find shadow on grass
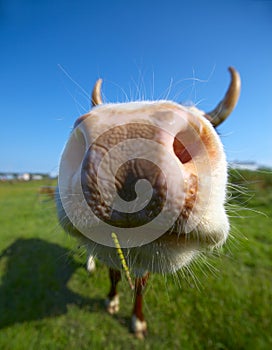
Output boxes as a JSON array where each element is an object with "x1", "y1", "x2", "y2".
[{"x1": 0, "y1": 238, "x2": 105, "y2": 329}]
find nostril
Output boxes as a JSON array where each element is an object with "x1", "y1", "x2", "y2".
[{"x1": 173, "y1": 137, "x2": 192, "y2": 164}]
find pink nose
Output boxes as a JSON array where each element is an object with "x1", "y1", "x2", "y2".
[{"x1": 79, "y1": 104, "x2": 207, "y2": 233}]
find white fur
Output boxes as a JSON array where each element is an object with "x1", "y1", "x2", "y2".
[
  {"x1": 131, "y1": 315, "x2": 147, "y2": 340},
  {"x1": 105, "y1": 294, "x2": 120, "y2": 315},
  {"x1": 86, "y1": 254, "x2": 96, "y2": 272}
]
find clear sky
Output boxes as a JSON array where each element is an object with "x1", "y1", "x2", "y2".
[{"x1": 1, "y1": 0, "x2": 272, "y2": 174}]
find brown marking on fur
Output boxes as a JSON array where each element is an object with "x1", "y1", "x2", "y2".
[
  {"x1": 199, "y1": 121, "x2": 221, "y2": 162},
  {"x1": 132, "y1": 273, "x2": 150, "y2": 322},
  {"x1": 181, "y1": 173, "x2": 198, "y2": 219},
  {"x1": 73, "y1": 113, "x2": 91, "y2": 128},
  {"x1": 108, "y1": 268, "x2": 122, "y2": 299}
]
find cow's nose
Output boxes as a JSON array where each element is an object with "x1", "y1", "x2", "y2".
[
  {"x1": 81, "y1": 125, "x2": 171, "y2": 228},
  {"x1": 80, "y1": 110, "x2": 204, "y2": 230}
]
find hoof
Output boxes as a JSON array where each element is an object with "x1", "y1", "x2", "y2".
[
  {"x1": 105, "y1": 294, "x2": 120, "y2": 315},
  {"x1": 86, "y1": 255, "x2": 96, "y2": 273},
  {"x1": 131, "y1": 315, "x2": 147, "y2": 339}
]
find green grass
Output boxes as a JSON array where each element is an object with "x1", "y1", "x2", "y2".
[{"x1": 0, "y1": 172, "x2": 271, "y2": 350}]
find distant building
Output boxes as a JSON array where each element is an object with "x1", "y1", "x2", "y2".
[
  {"x1": 0, "y1": 172, "x2": 52, "y2": 181},
  {"x1": 0, "y1": 174, "x2": 15, "y2": 181},
  {"x1": 32, "y1": 174, "x2": 43, "y2": 180},
  {"x1": 17, "y1": 173, "x2": 31, "y2": 181},
  {"x1": 228, "y1": 161, "x2": 259, "y2": 171}
]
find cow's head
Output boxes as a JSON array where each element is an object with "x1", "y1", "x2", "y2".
[{"x1": 57, "y1": 67, "x2": 240, "y2": 274}]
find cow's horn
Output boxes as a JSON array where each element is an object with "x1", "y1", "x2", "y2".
[
  {"x1": 91, "y1": 79, "x2": 103, "y2": 106},
  {"x1": 206, "y1": 67, "x2": 241, "y2": 127}
]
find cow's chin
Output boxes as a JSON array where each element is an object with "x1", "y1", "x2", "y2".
[
  {"x1": 101, "y1": 211, "x2": 227, "y2": 274},
  {"x1": 56, "y1": 186, "x2": 229, "y2": 274}
]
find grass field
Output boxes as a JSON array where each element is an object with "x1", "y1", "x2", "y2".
[{"x1": 0, "y1": 170, "x2": 271, "y2": 350}]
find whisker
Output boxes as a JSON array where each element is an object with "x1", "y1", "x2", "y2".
[{"x1": 58, "y1": 64, "x2": 90, "y2": 99}]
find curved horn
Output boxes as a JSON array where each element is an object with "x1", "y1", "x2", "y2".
[
  {"x1": 206, "y1": 67, "x2": 241, "y2": 127},
  {"x1": 91, "y1": 79, "x2": 103, "y2": 106}
]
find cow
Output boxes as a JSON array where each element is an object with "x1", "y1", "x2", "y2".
[
  {"x1": 38, "y1": 186, "x2": 56, "y2": 200},
  {"x1": 56, "y1": 67, "x2": 241, "y2": 338}
]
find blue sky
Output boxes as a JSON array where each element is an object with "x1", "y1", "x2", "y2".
[{"x1": 1, "y1": 0, "x2": 272, "y2": 174}]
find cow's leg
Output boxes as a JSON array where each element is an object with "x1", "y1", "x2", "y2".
[
  {"x1": 131, "y1": 273, "x2": 149, "y2": 339},
  {"x1": 105, "y1": 268, "x2": 121, "y2": 314}
]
